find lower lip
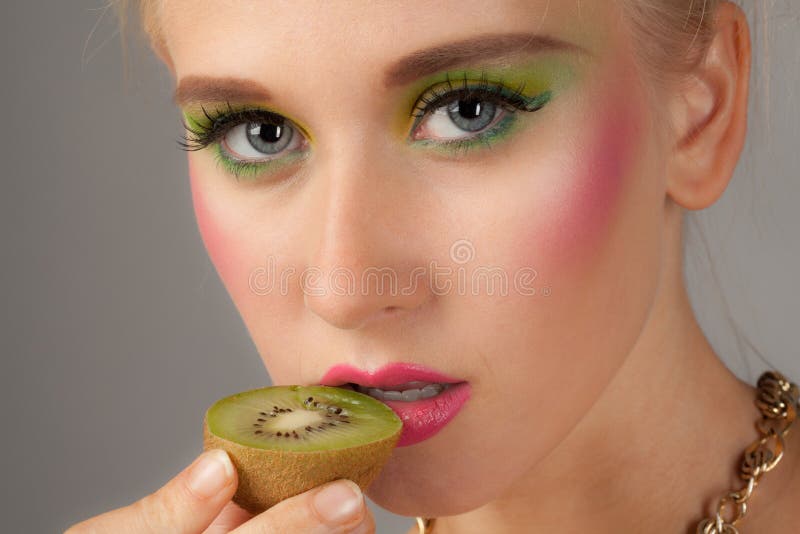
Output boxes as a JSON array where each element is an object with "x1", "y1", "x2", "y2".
[{"x1": 377, "y1": 382, "x2": 471, "y2": 447}]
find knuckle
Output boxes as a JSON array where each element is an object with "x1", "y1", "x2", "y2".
[
  {"x1": 252, "y1": 513, "x2": 283, "y2": 533},
  {"x1": 132, "y1": 490, "x2": 179, "y2": 532},
  {"x1": 227, "y1": 497, "x2": 299, "y2": 534},
  {"x1": 229, "y1": 512, "x2": 277, "y2": 534},
  {"x1": 202, "y1": 501, "x2": 253, "y2": 533}
]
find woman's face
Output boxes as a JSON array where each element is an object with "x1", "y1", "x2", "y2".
[{"x1": 160, "y1": 0, "x2": 669, "y2": 516}]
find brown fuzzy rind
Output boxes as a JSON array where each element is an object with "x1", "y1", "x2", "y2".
[{"x1": 202, "y1": 417, "x2": 400, "y2": 514}]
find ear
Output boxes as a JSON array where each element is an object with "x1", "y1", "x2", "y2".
[{"x1": 665, "y1": 1, "x2": 751, "y2": 211}]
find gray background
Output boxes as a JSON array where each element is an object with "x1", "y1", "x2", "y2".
[{"x1": 1, "y1": 2, "x2": 797, "y2": 533}]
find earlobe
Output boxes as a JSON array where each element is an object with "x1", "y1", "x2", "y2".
[{"x1": 665, "y1": 1, "x2": 751, "y2": 211}]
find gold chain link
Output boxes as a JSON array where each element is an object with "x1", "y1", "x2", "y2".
[
  {"x1": 415, "y1": 370, "x2": 799, "y2": 534},
  {"x1": 416, "y1": 517, "x2": 436, "y2": 533},
  {"x1": 696, "y1": 370, "x2": 799, "y2": 534}
]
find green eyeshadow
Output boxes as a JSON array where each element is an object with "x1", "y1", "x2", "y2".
[
  {"x1": 392, "y1": 56, "x2": 578, "y2": 136},
  {"x1": 211, "y1": 142, "x2": 310, "y2": 181},
  {"x1": 408, "y1": 91, "x2": 552, "y2": 159}
]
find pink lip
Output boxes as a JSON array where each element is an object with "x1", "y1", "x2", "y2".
[
  {"x1": 319, "y1": 362, "x2": 462, "y2": 389},
  {"x1": 318, "y1": 363, "x2": 471, "y2": 447}
]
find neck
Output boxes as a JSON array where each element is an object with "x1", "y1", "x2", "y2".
[{"x1": 433, "y1": 213, "x2": 795, "y2": 533}]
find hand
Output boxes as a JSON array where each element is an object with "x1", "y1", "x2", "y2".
[{"x1": 64, "y1": 449, "x2": 375, "y2": 533}]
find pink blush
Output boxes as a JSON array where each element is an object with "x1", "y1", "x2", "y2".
[
  {"x1": 188, "y1": 156, "x2": 244, "y2": 287},
  {"x1": 189, "y1": 157, "x2": 220, "y2": 262},
  {"x1": 535, "y1": 83, "x2": 644, "y2": 266}
]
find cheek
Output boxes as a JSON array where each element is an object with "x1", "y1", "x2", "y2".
[
  {"x1": 189, "y1": 157, "x2": 227, "y2": 270},
  {"x1": 188, "y1": 157, "x2": 253, "y2": 301},
  {"x1": 532, "y1": 93, "x2": 641, "y2": 267},
  {"x1": 188, "y1": 157, "x2": 302, "y2": 378}
]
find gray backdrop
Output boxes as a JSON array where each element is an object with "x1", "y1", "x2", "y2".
[{"x1": 1, "y1": 2, "x2": 797, "y2": 533}]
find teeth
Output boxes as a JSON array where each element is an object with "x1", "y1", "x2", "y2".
[
  {"x1": 401, "y1": 389, "x2": 422, "y2": 402},
  {"x1": 381, "y1": 390, "x2": 404, "y2": 401},
  {"x1": 357, "y1": 383, "x2": 447, "y2": 401},
  {"x1": 421, "y1": 384, "x2": 444, "y2": 396},
  {"x1": 393, "y1": 381, "x2": 431, "y2": 391}
]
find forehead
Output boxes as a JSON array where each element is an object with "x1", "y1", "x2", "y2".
[{"x1": 159, "y1": 0, "x2": 620, "y2": 80}]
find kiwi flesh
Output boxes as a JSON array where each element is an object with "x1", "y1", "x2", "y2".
[{"x1": 202, "y1": 384, "x2": 402, "y2": 514}]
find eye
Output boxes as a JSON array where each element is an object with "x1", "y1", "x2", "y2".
[
  {"x1": 414, "y1": 98, "x2": 504, "y2": 140},
  {"x1": 222, "y1": 118, "x2": 304, "y2": 161},
  {"x1": 179, "y1": 106, "x2": 309, "y2": 162},
  {"x1": 407, "y1": 77, "x2": 552, "y2": 150}
]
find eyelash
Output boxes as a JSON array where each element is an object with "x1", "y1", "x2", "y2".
[
  {"x1": 179, "y1": 102, "x2": 286, "y2": 152},
  {"x1": 178, "y1": 71, "x2": 552, "y2": 174},
  {"x1": 407, "y1": 71, "x2": 551, "y2": 157},
  {"x1": 410, "y1": 70, "x2": 546, "y2": 124}
]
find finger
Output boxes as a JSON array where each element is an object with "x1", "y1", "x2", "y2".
[
  {"x1": 348, "y1": 507, "x2": 376, "y2": 534},
  {"x1": 203, "y1": 501, "x2": 254, "y2": 534},
  {"x1": 65, "y1": 449, "x2": 237, "y2": 534},
  {"x1": 231, "y1": 479, "x2": 372, "y2": 534}
]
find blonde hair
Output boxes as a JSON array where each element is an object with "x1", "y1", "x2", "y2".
[{"x1": 116, "y1": 0, "x2": 167, "y2": 68}]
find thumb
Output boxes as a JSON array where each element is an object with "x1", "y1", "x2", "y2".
[
  {"x1": 132, "y1": 449, "x2": 238, "y2": 532},
  {"x1": 67, "y1": 449, "x2": 237, "y2": 534}
]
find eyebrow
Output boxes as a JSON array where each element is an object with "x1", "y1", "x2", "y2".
[
  {"x1": 174, "y1": 32, "x2": 586, "y2": 105},
  {"x1": 174, "y1": 77, "x2": 271, "y2": 106},
  {"x1": 383, "y1": 32, "x2": 588, "y2": 87}
]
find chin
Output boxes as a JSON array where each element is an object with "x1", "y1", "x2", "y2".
[{"x1": 364, "y1": 445, "x2": 503, "y2": 517}]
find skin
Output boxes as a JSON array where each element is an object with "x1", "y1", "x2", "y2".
[{"x1": 67, "y1": 1, "x2": 800, "y2": 533}]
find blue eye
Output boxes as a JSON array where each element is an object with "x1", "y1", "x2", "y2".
[
  {"x1": 179, "y1": 106, "x2": 312, "y2": 181},
  {"x1": 414, "y1": 98, "x2": 505, "y2": 142},
  {"x1": 446, "y1": 99, "x2": 498, "y2": 132},
  {"x1": 222, "y1": 120, "x2": 303, "y2": 161},
  {"x1": 408, "y1": 75, "x2": 552, "y2": 150}
]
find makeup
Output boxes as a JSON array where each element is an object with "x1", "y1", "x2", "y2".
[
  {"x1": 319, "y1": 363, "x2": 472, "y2": 447},
  {"x1": 392, "y1": 55, "x2": 580, "y2": 140},
  {"x1": 567, "y1": 75, "x2": 642, "y2": 260},
  {"x1": 513, "y1": 57, "x2": 645, "y2": 268},
  {"x1": 181, "y1": 106, "x2": 312, "y2": 181},
  {"x1": 179, "y1": 56, "x2": 583, "y2": 181}
]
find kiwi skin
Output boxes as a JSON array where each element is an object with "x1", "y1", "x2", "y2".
[{"x1": 202, "y1": 403, "x2": 401, "y2": 514}]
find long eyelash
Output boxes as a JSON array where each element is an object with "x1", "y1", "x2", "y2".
[
  {"x1": 178, "y1": 102, "x2": 287, "y2": 152},
  {"x1": 410, "y1": 70, "x2": 549, "y2": 122}
]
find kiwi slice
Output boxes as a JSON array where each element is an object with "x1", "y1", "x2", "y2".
[{"x1": 203, "y1": 385, "x2": 402, "y2": 514}]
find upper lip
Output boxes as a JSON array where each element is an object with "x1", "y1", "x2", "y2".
[{"x1": 318, "y1": 362, "x2": 465, "y2": 389}]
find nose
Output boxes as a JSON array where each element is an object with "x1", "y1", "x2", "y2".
[{"x1": 301, "y1": 145, "x2": 432, "y2": 330}]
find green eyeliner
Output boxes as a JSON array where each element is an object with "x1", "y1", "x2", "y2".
[{"x1": 210, "y1": 141, "x2": 310, "y2": 181}]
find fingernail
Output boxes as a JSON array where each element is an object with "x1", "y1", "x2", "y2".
[
  {"x1": 187, "y1": 450, "x2": 234, "y2": 499},
  {"x1": 312, "y1": 479, "x2": 364, "y2": 525}
]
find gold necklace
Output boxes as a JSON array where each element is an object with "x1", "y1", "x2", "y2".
[{"x1": 415, "y1": 370, "x2": 799, "y2": 534}]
